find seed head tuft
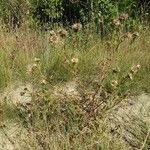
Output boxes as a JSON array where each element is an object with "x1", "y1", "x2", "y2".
[
  {"x1": 119, "y1": 13, "x2": 129, "y2": 20},
  {"x1": 111, "y1": 80, "x2": 118, "y2": 89},
  {"x1": 112, "y1": 19, "x2": 120, "y2": 26},
  {"x1": 72, "y1": 23, "x2": 82, "y2": 32},
  {"x1": 57, "y1": 29, "x2": 68, "y2": 38},
  {"x1": 71, "y1": 57, "x2": 79, "y2": 65}
]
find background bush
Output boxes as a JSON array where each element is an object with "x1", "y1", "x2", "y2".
[{"x1": 0, "y1": 0, "x2": 149, "y2": 29}]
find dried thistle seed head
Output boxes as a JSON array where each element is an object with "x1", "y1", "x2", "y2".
[
  {"x1": 121, "y1": 32, "x2": 133, "y2": 42},
  {"x1": 72, "y1": 23, "x2": 82, "y2": 32},
  {"x1": 41, "y1": 79, "x2": 47, "y2": 85},
  {"x1": 132, "y1": 32, "x2": 139, "y2": 38},
  {"x1": 57, "y1": 29, "x2": 67, "y2": 38},
  {"x1": 112, "y1": 67, "x2": 121, "y2": 73},
  {"x1": 20, "y1": 91, "x2": 25, "y2": 96},
  {"x1": 124, "y1": 32, "x2": 133, "y2": 38},
  {"x1": 63, "y1": 58, "x2": 70, "y2": 64},
  {"x1": 112, "y1": 19, "x2": 121, "y2": 26},
  {"x1": 24, "y1": 87, "x2": 28, "y2": 91},
  {"x1": 26, "y1": 10, "x2": 30, "y2": 15},
  {"x1": 34, "y1": 57, "x2": 40, "y2": 63},
  {"x1": 136, "y1": 64, "x2": 141, "y2": 69},
  {"x1": 27, "y1": 63, "x2": 38, "y2": 73},
  {"x1": 128, "y1": 73, "x2": 133, "y2": 80},
  {"x1": 49, "y1": 34, "x2": 60, "y2": 44},
  {"x1": 71, "y1": 57, "x2": 79, "y2": 65},
  {"x1": 49, "y1": 30, "x2": 56, "y2": 36},
  {"x1": 119, "y1": 13, "x2": 129, "y2": 20},
  {"x1": 130, "y1": 64, "x2": 141, "y2": 74},
  {"x1": 27, "y1": 64, "x2": 33, "y2": 73},
  {"x1": 33, "y1": 63, "x2": 38, "y2": 68},
  {"x1": 111, "y1": 80, "x2": 118, "y2": 88},
  {"x1": 105, "y1": 41, "x2": 111, "y2": 46}
]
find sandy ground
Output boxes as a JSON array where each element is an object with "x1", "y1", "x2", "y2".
[
  {"x1": 0, "y1": 82, "x2": 150, "y2": 150},
  {"x1": 107, "y1": 93, "x2": 150, "y2": 149}
]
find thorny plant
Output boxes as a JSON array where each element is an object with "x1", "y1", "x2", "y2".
[
  {"x1": 17, "y1": 56, "x2": 141, "y2": 149},
  {"x1": 0, "y1": 20, "x2": 147, "y2": 149}
]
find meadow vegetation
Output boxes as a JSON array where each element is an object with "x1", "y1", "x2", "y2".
[{"x1": 0, "y1": 0, "x2": 150, "y2": 150}]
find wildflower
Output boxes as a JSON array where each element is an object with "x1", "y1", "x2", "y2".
[
  {"x1": 112, "y1": 19, "x2": 120, "y2": 26},
  {"x1": 71, "y1": 57, "x2": 79, "y2": 65},
  {"x1": 111, "y1": 80, "x2": 118, "y2": 89},
  {"x1": 57, "y1": 29, "x2": 67, "y2": 38},
  {"x1": 72, "y1": 23, "x2": 82, "y2": 32}
]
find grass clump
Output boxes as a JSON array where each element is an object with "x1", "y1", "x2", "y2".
[{"x1": 0, "y1": 21, "x2": 150, "y2": 150}]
